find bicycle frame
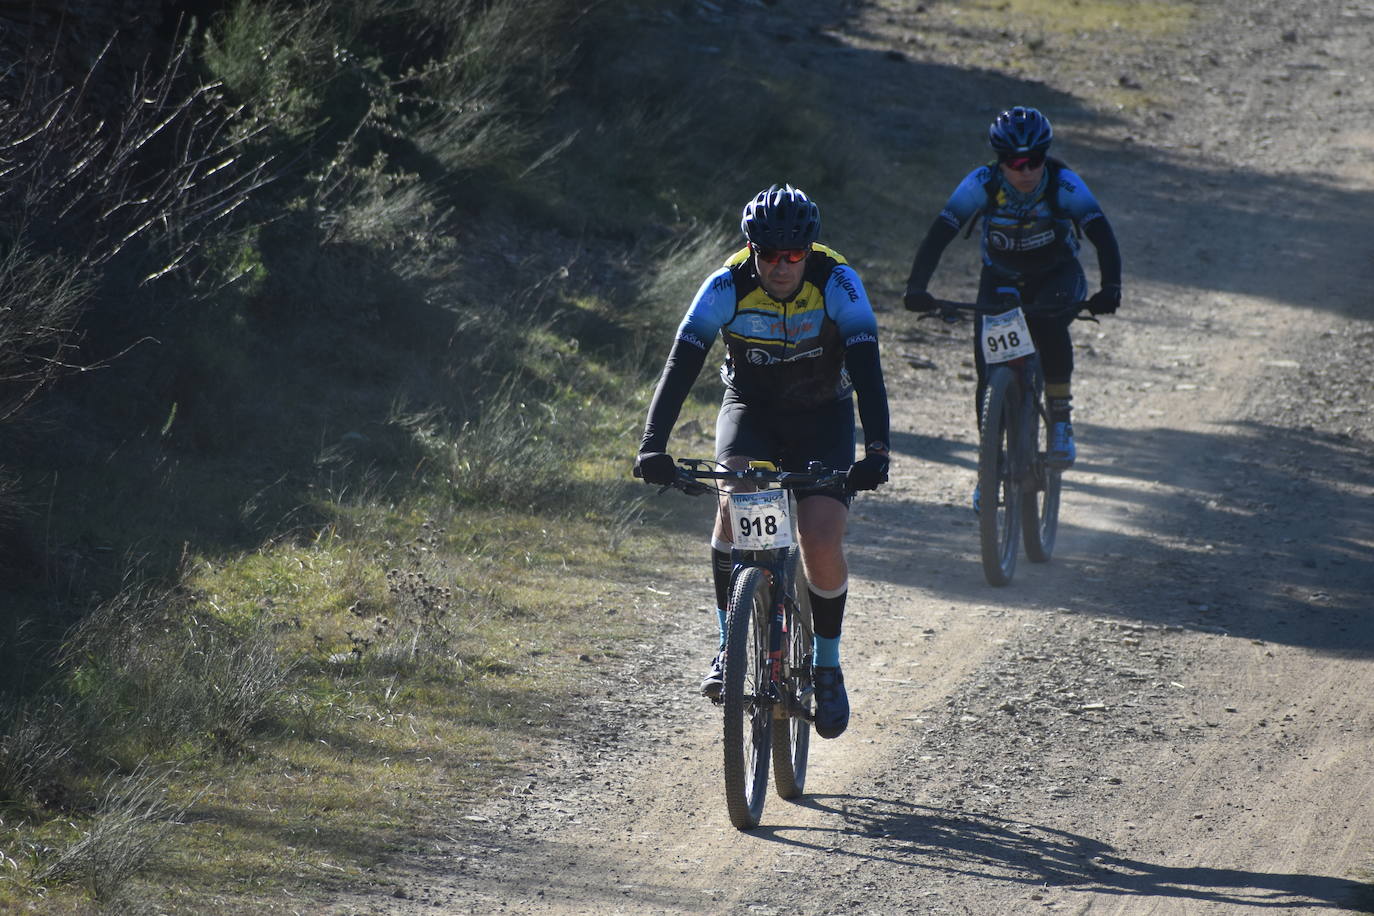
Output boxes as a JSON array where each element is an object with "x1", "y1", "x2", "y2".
[
  {"x1": 994, "y1": 350, "x2": 1048, "y2": 492},
  {"x1": 704, "y1": 460, "x2": 833, "y2": 718},
  {"x1": 728, "y1": 498, "x2": 810, "y2": 721},
  {"x1": 637, "y1": 457, "x2": 844, "y2": 827},
  {"x1": 924, "y1": 292, "x2": 1092, "y2": 584}
]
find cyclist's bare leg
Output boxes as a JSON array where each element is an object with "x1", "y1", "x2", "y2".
[
  {"x1": 795, "y1": 494, "x2": 848, "y2": 593},
  {"x1": 711, "y1": 455, "x2": 757, "y2": 545}
]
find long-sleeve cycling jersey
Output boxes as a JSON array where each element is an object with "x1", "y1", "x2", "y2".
[
  {"x1": 640, "y1": 243, "x2": 890, "y2": 455},
  {"x1": 906, "y1": 161, "x2": 1121, "y2": 293}
]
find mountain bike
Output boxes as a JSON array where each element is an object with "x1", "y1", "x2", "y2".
[
  {"x1": 637, "y1": 458, "x2": 848, "y2": 829},
  {"x1": 928, "y1": 288, "x2": 1094, "y2": 586}
]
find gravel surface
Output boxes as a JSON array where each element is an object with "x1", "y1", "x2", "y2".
[{"x1": 328, "y1": 1, "x2": 1374, "y2": 913}]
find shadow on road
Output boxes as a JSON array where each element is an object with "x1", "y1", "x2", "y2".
[
  {"x1": 864, "y1": 416, "x2": 1372, "y2": 654},
  {"x1": 757, "y1": 794, "x2": 1374, "y2": 912}
]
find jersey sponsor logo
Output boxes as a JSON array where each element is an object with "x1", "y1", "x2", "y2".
[
  {"x1": 736, "y1": 312, "x2": 818, "y2": 340},
  {"x1": 988, "y1": 227, "x2": 1055, "y2": 252},
  {"x1": 744, "y1": 346, "x2": 823, "y2": 366},
  {"x1": 845, "y1": 331, "x2": 877, "y2": 347},
  {"x1": 709, "y1": 274, "x2": 732, "y2": 293},
  {"x1": 832, "y1": 271, "x2": 860, "y2": 303},
  {"x1": 677, "y1": 331, "x2": 709, "y2": 350}
]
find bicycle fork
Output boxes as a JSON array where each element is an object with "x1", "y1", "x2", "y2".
[
  {"x1": 1009, "y1": 359, "x2": 1048, "y2": 493},
  {"x1": 732, "y1": 551, "x2": 810, "y2": 721},
  {"x1": 765, "y1": 592, "x2": 786, "y2": 714}
]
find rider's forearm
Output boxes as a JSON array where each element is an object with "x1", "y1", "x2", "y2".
[
  {"x1": 905, "y1": 218, "x2": 960, "y2": 293},
  {"x1": 1083, "y1": 215, "x2": 1122, "y2": 290},
  {"x1": 845, "y1": 339, "x2": 890, "y2": 450},
  {"x1": 639, "y1": 338, "x2": 708, "y2": 454}
]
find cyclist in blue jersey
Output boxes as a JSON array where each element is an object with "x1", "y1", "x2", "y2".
[
  {"x1": 903, "y1": 106, "x2": 1122, "y2": 511},
  {"x1": 635, "y1": 184, "x2": 892, "y2": 740}
]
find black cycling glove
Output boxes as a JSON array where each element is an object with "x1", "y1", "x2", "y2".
[
  {"x1": 1088, "y1": 286, "x2": 1121, "y2": 315},
  {"x1": 903, "y1": 290, "x2": 937, "y2": 313},
  {"x1": 635, "y1": 452, "x2": 677, "y2": 486},
  {"x1": 846, "y1": 453, "x2": 889, "y2": 491}
]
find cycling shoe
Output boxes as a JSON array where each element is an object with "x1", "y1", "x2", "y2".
[{"x1": 812, "y1": 665, "x2": 850, "y2": 739}]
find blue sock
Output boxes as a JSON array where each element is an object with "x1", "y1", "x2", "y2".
[
  {"x1": 813, "y1": 635, "x2": 841, "y2": 668},
  {"x1": 716, "y1": 608, "x2": 727, "y2": 650}
]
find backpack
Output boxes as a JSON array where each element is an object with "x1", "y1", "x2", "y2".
[{"x1": 964, "y1": 155, "x2": 1082, "y2": 240}]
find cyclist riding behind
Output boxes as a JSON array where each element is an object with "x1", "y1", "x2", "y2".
[
  {"x1": 635, "y1": 184, "x2": 892, "y2": 740},
  {"x1": 902, "y1": 106, "x2": 1122, "y2": 510}
]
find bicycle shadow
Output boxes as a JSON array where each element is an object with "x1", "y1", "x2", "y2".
[{"x1": 751, "y1": 794, "x2": 1374, "y2": 911}]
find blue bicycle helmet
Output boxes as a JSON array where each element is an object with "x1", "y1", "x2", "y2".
[
  {"x1": 740, "y1": 184, "x2": 820, "y2": 248},
  {"x1": 988, "y1": 106, "x2": 1054, "y2": 156}
]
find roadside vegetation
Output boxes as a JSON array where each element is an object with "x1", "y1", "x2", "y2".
[
  {"x1": 0, "y1": 0, "x2": 1182, "y2": 910},
  {"x1": 0, "y1": 0, "x2": 887, "y2": 911}
]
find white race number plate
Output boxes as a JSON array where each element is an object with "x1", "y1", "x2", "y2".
[
  {"x1": 729, "y1": 489, "x2": 793, "y2": 550},
  {"x1": 981, "y1": 307, "x2": 1037, "y2": 365}
]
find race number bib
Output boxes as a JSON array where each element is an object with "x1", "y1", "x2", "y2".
[
  {"x1": 729, "y1": 489, "x2": 794, "y2": 550},
  {"x1": 981, "y1": 307, "x2": 1037, "y2": 365}
]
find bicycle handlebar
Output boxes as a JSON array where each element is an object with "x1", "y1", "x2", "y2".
[
  {"x1": 634, "y1": 459, "x2": 851, "y2": 496},
  {"x1": 925, "y1": 299, "x2": 1097, "y2": 323}
]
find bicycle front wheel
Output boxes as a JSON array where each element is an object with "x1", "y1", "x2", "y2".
[
  {"x1": 979, "y1": 368, "x2": 1022, "y2": 586},
  {"x1": 1021, "y1": 399, "x2": 1062, "y2": 563},
  {"x1": 722, "y1": 565, "x2": 773, "y2": 830},
  {"x1": 772, "y1": 547, "x2": 812, "y2": 800}
]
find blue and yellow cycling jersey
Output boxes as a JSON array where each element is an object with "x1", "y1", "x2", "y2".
[
  {"x1": 639, "y1": 243, "x2": 889, "y2": 457},
  {"x1": 674, "y1": 243, "x2": 880, "y2": 408},
  {"x1": 936, "y1": 164, "x2": 1109, "y2": 279}
]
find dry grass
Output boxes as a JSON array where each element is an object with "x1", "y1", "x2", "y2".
[
  {"x1": 35, "y1": 765, "x2": 192, "y2": 902},
  {"x1": 0, "y1": 0, "x2": 949, "y2": 911}
]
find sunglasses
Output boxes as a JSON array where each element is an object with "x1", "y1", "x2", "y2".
[
  {"x1": 752, "y1": 245, "x2": 809, "y2": 264},
  {"x1": 1001, "y1": 154, "x2": 1046, "y2": 172}
]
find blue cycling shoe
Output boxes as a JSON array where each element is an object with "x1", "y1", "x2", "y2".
[
  {"x1": 1049, "y1": 421, "x2": 1076, "y2": 468},
  {"x1": 812, "y1": 666, "x2": 849, "y2": 739}
]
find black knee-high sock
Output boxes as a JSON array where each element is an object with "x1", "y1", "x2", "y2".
[
  {"x1": 810, "y1": 588, "x2": 847, "y2": 640},
  {"x1": 711, "y1": 547, "x2": 732, "y2": 609}
]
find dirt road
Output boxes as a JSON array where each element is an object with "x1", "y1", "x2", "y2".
[{"x1": 332, "y1": 1, "x2": 1374, "y2": 913}]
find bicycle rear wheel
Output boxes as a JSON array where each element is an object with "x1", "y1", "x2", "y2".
[
  {"x1": 772, "y1": 547, "x2": 812, "y2": 800},
  {"x1": 979, "y1": 369, "x2": 1021, "y2": 586},
  {"x1": 722, "y1": 565, "x2": 773, "y2": 830},
  {"x1": 1021, "y1": 399, "x2": 1062, "y2": 563}
]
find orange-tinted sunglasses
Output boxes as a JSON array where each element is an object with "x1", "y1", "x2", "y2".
[{"x1": 752, "y1": 244, "x2": 809, "y2": 264}]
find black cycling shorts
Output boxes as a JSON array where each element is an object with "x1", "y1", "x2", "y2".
[{"x1": 715, "y1": 393, "x2": 854, "y2": 505}]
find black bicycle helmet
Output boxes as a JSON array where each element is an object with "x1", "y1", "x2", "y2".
[
  {"x1": 740, "y1": 184, "x2": 820, "y2": 248},
  {"x1": 988, "y1": 106, "x2": 1054, "y2": 156}
]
